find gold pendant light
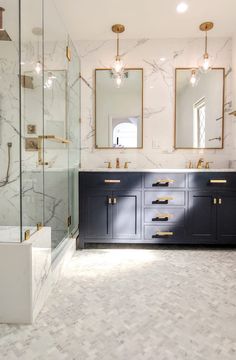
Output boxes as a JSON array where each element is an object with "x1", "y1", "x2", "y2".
[{"x1": 198, "y1": 21, "x2": 214, "y2": 73}]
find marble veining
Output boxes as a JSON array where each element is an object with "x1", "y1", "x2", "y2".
[{"x1": 77, "y1": 37, "x2": 234, "y2": 170}]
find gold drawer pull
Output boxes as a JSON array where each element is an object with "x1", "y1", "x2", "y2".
[
  {"x1": 157, "y1": 214, "x2": 173, "y2": 219},
  {"x1": 156, "y1": 231, "x2": 173, "y2": 236},
  {"x1": 158, "y1": 197, "x2": 174, "y2": 201},
  {"x1": 104, "y1": 179, "x2": 121, "y2": 184},
  {"x1": 210, "y1": 179, "x2": 227, "y2": 184},
  {"x1": 153, "y1": 179, "x2": 175, "y2": 186},
  {"x1": 158, "y1": 179, "x2": 175, "y2": 184}
]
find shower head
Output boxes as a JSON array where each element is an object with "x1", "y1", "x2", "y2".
[{"x1": 0, "y1": 7, "x2": 11, "y2": 41}]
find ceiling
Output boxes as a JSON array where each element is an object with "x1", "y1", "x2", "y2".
[{"x1": 55, "y1": 0, "x2": 236, "y2": 40}]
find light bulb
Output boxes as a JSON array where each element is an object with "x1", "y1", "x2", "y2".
[
  {"x1": 112, "y1": 57, "x2": 124, "y2": 74},
  {"x1": 176, "y1": 2, "x2": 189, "y2": 13},
  {"x1": 35, "y1": 61, "x2": 42, "y2": 74},
  {"x1": 190, "y1": 69, "x2": 198, "y2": 87},
  {"x1": 199, "y1": 53, "x2": 212, "y2": 73},
  {"x1": 116, "y1": 76, "x2": 122, "y2": 87}
]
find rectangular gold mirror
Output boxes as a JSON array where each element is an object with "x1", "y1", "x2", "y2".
[
  {"x1": 95, "y1": 68, "x2": 143, "y2": 149},
  {"x1": 174, "y1": 68, "x2": 225, "y2": 149}
]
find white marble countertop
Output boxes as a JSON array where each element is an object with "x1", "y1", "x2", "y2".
[{"x1": 79, "y1": 168, "x2": 236, "y2": 173}]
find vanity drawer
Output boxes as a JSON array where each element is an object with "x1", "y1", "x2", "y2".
[
  {"x1": 144, "y1": 208, "x2": 185, "y2": 224},
  {"x1": 144, "y1": 191, "x2": 185, "y2": 206},
  {"x1": 80, "y1": 172, "x2": 142, "y2": 189},
  {"x1": 144, "y1": 173, "x2": 186, "y2": 188},
  {"x1": 144, "y1": 225, "x2": 185, "y2": 241},
  {"x1": 188, "y1": 173, "x2": 236, "y2": 189}
]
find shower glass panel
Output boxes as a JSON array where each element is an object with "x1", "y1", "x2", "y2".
[
  {"x1": 44, "y1": 0, "x2": 69, "y2": 250},
  {"x1": 0, "y1": 0, "x2": 21, "y2": 242},
  {"x1": 67, "y1": 38, "x2": 81, "y2": 236},
  {"x1": 0, "y1": 0, "x2": 80, "y2": 249},
  {"x1": 21, "y1": 0, "x2": 44, "y2": 240}
]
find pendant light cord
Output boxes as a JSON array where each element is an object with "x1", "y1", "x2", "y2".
[
  {"x1": 205, "y1": 30, "x2": 208, "y2": 54},
  {"x1": 117, "y1": 33, "x2": 119, "y2": 57}
]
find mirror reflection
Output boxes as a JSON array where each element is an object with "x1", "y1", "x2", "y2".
[
  {"x1": 175, "y1": 68, "x2": 225, "y2": 149},
  {"x1": 95, "y1": 68, "x2": 143, "y2": 148}
]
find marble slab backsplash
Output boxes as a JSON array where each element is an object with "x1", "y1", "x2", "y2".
[{"x1": 77, "y1": 37, "x2": 234, "y2": 169}]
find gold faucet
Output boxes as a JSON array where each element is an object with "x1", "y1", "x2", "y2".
[
  {"x1": 104, "y1": 161, "x2": 112, "y2": 169},
  {"x1": 116, "y1": 158, "x2": 120, "y2": 169},
  {"x1": 205, "y1": 161, "x2": 213, "y2": 169},
  {"x1": 124, "y1": 161, "x2": 131, "y2": 169},
  {"x1": 197, "y1": 158, "x2": 204, "y2": 169}
]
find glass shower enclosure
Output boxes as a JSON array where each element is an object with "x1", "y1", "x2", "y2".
[{"x1": 0, "y1": 0, "x2": 80, "y2": 253}]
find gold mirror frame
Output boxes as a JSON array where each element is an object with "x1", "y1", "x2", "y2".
[
  {"x1": 174, "y1": 67, "x2": 225, "y2": 150},
  {"x1": 95, "y1": 68, "x2": 144, "y2": 149}
]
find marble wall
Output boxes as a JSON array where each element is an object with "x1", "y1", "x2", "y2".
[{"x1": 77, "y1": 37, "x2": 235, "y2": 169}]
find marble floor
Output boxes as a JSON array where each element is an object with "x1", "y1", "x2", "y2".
[{"x1": 1, "y1": 247, "x2": 236, "y2": 360}]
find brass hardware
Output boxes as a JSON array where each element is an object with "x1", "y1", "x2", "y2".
[
  {"x1": 186, "y1": 161, "x2": 193, "y2": 169},
  {"x1": 38, "y1": 135, "x2": 70, "y2": 165},
  {"x1": 108, "y1": 197, "x2": 112, "y2": 204},
  {"x1": 104, "y1": 179, "x2": 121, "y2": 184},
  {"x1": 218, "y1": 198, "x2": 222, "y2": 205},
  {"x1": 213, "y1": 198, "x2": 217, "y2": 205},
  {"x1": 158, "y1": 197, "x2": 173, "y2": 201},
  {"x1": 210, "y1": 179, "x2": 227, "y2": 184},
  {"x1": 104, "y1": 161, "x2": 112, "y2": 169},
  {"x1": 66, "y1": 46, "x2": 71, "y2": 61},
  {"x1": 116, "y1": 158, "x2": 120, "y2": 169},
  {"x1": 197, "y1": 158, "x2": 205, "y2": 169},
  {"x1": 156, "y1": 231, "x2": 173, "y2": 236},
  {"x1": 199, "y1": 22, "x2": 214, "y2": 66},
  {"x1": 25, "y1": 138, "x2": 39, "y2": 151},
  {"x1": 229, "y1": 110, "x2": 236, "y2": 116},
  {"x1": 38, "y1": 135, "x2": 70, "y2": 144},
  {"x1": 21, "y1": 75, "x2": 34, "y2": 89},
  {"x1": 24, "y1": 229, "x2": 30, "y2": 241},
  {"x1": 157, "y1": 213, "x2": 173, "y2": 219},
  {"x1": 199, "y1": 22, "x2": 214, "y2": 32},
  {"x1": 67, "y1": 216, "x2": 72, "y2": 227},
  {"x1": 113, "y1": 197, "x2": 117, "y2": 205},
  {"x1": 112, "y1": 24, "x2": 125, "y2": 34},
  {"x1": 27, "y1": 124, "x2": 36, "y2": 135},
  {"x1": 124, "y1": 161, "x2": 131, "y2": 169},
  {"x1": 205, "y1": 161, "x2": 213, "y2": 169},
  {"x1": 37, "y1": 223, "x2": 43, "y2": 231},
  {"x1": 153, "y1": 179, "x2": 175, "y2": 186}
]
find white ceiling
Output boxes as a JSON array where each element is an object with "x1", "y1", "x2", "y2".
[{"x1": 55, "y1": 0, "x2": 236, "y2": 40}]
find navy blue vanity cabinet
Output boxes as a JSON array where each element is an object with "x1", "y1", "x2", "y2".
[
  {"x1": 188, "y1": 191, "x2": 217, "y2": 243},
  {"x1": 188, "y1": 173, "x2": 236, "y2": 244},
  {"x1": 112, "y1": 190, "x2": 141, "y2": 240},
  {"x1": 143, "y1": 172, "x2": 187, "y2": 244},
  {"x1": 217, "y1": 193, "x2": 236, "y2": 244},
  {"x1": 79, "y1": 172, "x2": 142, "y2": 247},
  {"x1": 83, "y1": 190, "x2": 112, "y2": 239},
  {"x1": 79, "y1": 171, "x2": 236, "y2": 248}
]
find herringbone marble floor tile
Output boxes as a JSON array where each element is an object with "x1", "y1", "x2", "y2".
[{"x1": 1, "y1": 248, "x2": 236, "y2": 360}]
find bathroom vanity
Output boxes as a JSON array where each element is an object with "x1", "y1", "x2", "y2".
[{"x1": 78, "y1": 170, "x2": 236, "y2": 248}]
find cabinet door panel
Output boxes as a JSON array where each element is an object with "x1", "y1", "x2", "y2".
[
  {"x1": 85, "y1": 191, "x2": 112, "y2": 239},
  {"x1": 217, "y1": 193, "x2": 236, "y2": 244},
  {"x1": 188, "y1": 191, "x2": 217, "y2": 242},
  {"x1": 112, "y1": 191, "x2": 141, "y2": 239}
]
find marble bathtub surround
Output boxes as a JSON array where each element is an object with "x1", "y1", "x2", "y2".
[{"x1": 77, "y1": 37, "x2": 233, "y2": 169}]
